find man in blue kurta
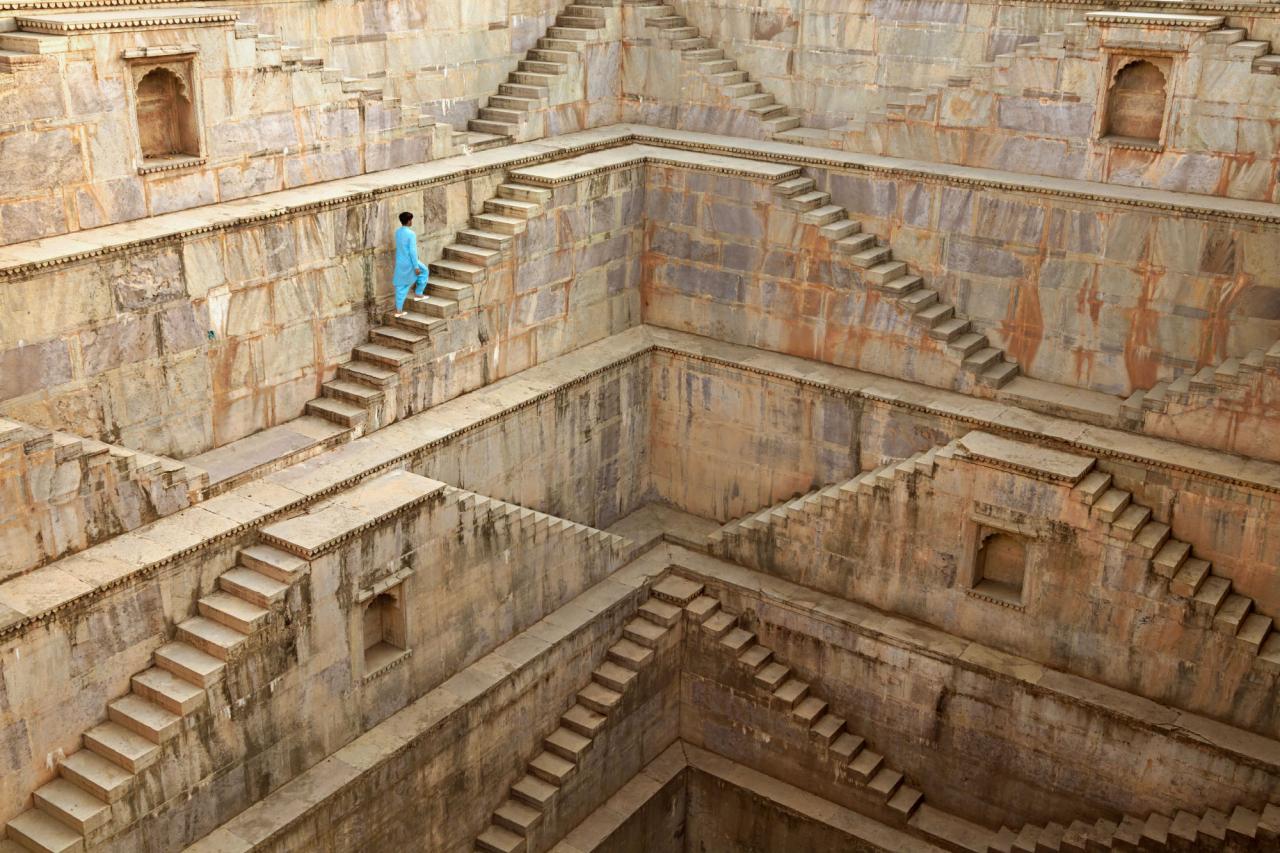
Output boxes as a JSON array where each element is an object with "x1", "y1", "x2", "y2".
[{"x1": 392, "y1": 211, "x2": 428, "y2": 315}]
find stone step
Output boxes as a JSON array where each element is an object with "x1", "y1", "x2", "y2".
[
  {"x1": 1073, "y1": 470, "x2": 1112, "y2": 505},
  {"x1": 811, "y1": 713, "x2": 845, "y2": 745},
  {"x1": 33, "y1": 778, "x2": 110, "y2": 834},
  {"x1": 1214, "y1": 593, "x2": 1253, "y2": 634},
  {"x1": 724, "y1": 82, "x2": 762, "y2": 99},
  {"x1": 57, "y1": 751, "x2": 132, "y2": 805},
  {"x1": 684, "y1": 595, "x2": 720, "y2": 623},
  {"x1": 306, "y1": 396, "x2": 369, "y2": 428},
  {"x1": 1110, "y1": 504, "x2": 1151, "y2": 541},
  {"x1": 83, "y1": 722, "x2": 159, "y2": 774},
  {"x1": 406, "y1": 293, "x2": 460, "y2": 318},
  {"x1": 773, "y1": 678, "x2": 809, "y2": 708},
  {"x1": 322, "y1": 379, "x2": 383, "y2": 407},
  {"x1": 527, "y1": 48, "x2": 576, "y2": 64},
  {"x1": 1092, "y1": 489, "x2": 1131, "y2": 523},
  {"x1": 371, "y1": 325, "x2": 430, "y2": 353},
  {"x1": 738, "y1": 644, "x2": 772, "y2": 671},
  {"x1": 498, "y1": 183, "x2": 552, "y2": 204},
  {"x1": 473, "y1": 212, "x2": 527, "y2": 236},
  {"x1": 353, "y1": 343, "x2": 414, "y2": 368},
  {"x1": 511, "y1": 774, "x2": 557, "y2": 809},
  {"x1": 851, "y1": 246, "x2": 891, "y2": 268},
  {"x1": 948, "y1": 332, "x2": 988, "y2": 358},
  {"x1": 607, "y1": 637, "x2": 654, "y2": 669},
  {"x1": 754, "y1": 661, "x2": 790, "y2": 690},
  {"x1": 962, "y1": 346, "x2": 1001, "y2": 373},
  {"x1": 849, "y1": 748, "x2": 883, "y2": 781},
  {"x1": 773, "y1": 177, "x2": 815, "y2": 197},
  {"x1": 561, "y1": 703, "x2": 607, "y2": 738},
  {"x1": 154, "y1": 642, "x2": 225, "y2": 688},
  {"x1": 429, "y1": 258, "x2": 487, "y2": 283},
  {"x1": 509, "y1": 71, "x2": 557, "y2": 88},
  {"x1": 338, "y1": 359, "x2": 398, "y2": 388},
  {"x1": 914, "y1": 302, "x2": 954, "y2": 329},
  {"x1": 544, "y1": 727, "x2": 592, "y2": 763},
  {"x1": 476, "y1": 824, "x2": 525, "y2": 853},
  {"x1": 785, "y1": 190, "x2": 830, "y2": 211},
  {"x1": 651, "y1": 575, "x2": 705, "y2": 604},
  {"x1": 820, "y1": 219, "x2": 861, "y2": 240},
  {"x1": 763, "y1": 114, "x2": 802, "y2": 133},
  {"x1": 888, "y1": 785, "x2": 922, "y2": 816},
  {"x1": 1133, "y1": 520, "x2": 1170, "y2": 555},
  {"x1": 701, "y1": 610, "x2": 736, "y2": 638},
  {"x1": 623, "y1": 617, "x2": 666, "y2": 648},
  {"x1": 593, "y1": 660, "x2": 637, "y2": 692},
  {"x1": 1169, "y1": 558, "x2": 1211, "y2": 598},
  {"x1": 830, "y1": 732, "x2": 865, "y2": 762},
  {"x1": 218, "y1": 567, "x2": 289, "y2": 608},
  {"x1": 468, "y1": 119, "x2": 517, "y2": 136},
  {"x1": 868, "y1": 767, "x2": 903, "y2": 798},
  {"x1": 389, "y1": 310, "x2": 443, "y2": 335},
  {"x1": 835, "y1": 233, "x2": 877, "y2": 254},
  {"x1": 557, "y1": 14, "x2": 605, "y2": 28},
  {"x1": 499, "y1": 83, "x2": 549, "y2": 100},
  {"x1": 800, "y1": 204, "x2": 845, "y2": 226},
  {"x1": 638, "y1": 597, "x2": 682, "y2": 627},
  {"x1": 5, "y1": 809, "x2": 85, "y2": 853},
  {"x1": 1151, "y1": 539, "x2": 1190, "y2": 578},
  {"x1": 577, "y1": 682, "x2": 622, "y2": 715},
  {"x1": 485, "y1": 197, "x2": 542, "y2": 220},
  {"x1": 1237, "y1": 612, "x2": 1272, "y2": 652},
  {"x1": 107, "y1": 692, "x2": 181, "y2": 742},
  {"x1": 494, "y1": 798, "x2": 542, "y2": 834},
  {"x1": 131, "y1": 667, "x2": 206, "y2": 716},
  {"x1": 1193, "y1": 574, "x2": 1232, "y2": 616},
  {"x1": 198, "y1": 591, "x2": 268, "y2": 634},
  {"x1": 177, "y1": 616, "x2": 247, "y2": 661},
  {"x1": 793, "y1": 695, "x2": 827, "y2": 724},
  {"x1": 529, "y1": 750, "x2": 576, "y2": 785},
  {"x1": 489, "y1": 95, "x2": 539, "y2": 112},
  {"x1": 458, "y1": 228, "x2": 514, "y2": 251},
  {"x1": 517, "y1": 59, "x2": 566, "y2": 75},
  {"x1": 444, "y1": 242, "x2": 504, "y2": 267}
]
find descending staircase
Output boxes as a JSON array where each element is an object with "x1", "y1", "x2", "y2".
[
  {"x1": 450, "y1": 488, "x2": 632, "y2": 561},
  {"x1": 709, "y1": 447, "x2": 950, "y2": 548},
  {"x1": 638, "y1": 2, "x2": 801, "y2": 138},
  {"x1": 991, "y1": 799, "x2": 1280, "y2": 851},
  {"x1": 1120, "y1": 339, "x2": 1280, "y2": 420},
  {"x1": 461, "y1": 0, "x2": 617, "y2": 149},
  {"x1": 303, "y1": 181, "x2": 554, "y2": 433},
  {"x1": 687, "y1": 582, "x2": 925, "y2": 818},
  {"x1": 472, "y1": 574, "x2": 687, "y2": 853},
  {"x1": 3, "y1": 545, "x2": 307, "y2": 853},
  {"x1": 1073, "y1": 471, "x2": 1280, "y2": 671},
  {"x1": 772, "y1": 175, "x2": 1020, "y2": 389}
]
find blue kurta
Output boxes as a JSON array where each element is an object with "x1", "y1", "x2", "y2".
[{"x1": 392, "y1": 225, "x2": 428, "y2": 310}]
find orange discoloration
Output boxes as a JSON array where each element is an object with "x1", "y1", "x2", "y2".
[{"x1": 1001, "y1": 282, "x2": 1044, "y2": 371}]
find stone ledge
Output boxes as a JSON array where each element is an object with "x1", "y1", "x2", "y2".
[
  {"x1": 14, "y1": 8, "x2": 237, "y2": 32},
  {"x1": 4, "y1": 123, "x2": 1278, "y2": 281},
  {"x1": 954, "y1": 430, "x2": 1096, "y2": 484},
  {"x1": 1084, "y1": 10, "x2": 1225, "y2": 28}
]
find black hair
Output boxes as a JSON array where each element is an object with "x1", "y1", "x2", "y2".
[{"x1": 399, "y1": 211, "x2": 413, "y2": 225}]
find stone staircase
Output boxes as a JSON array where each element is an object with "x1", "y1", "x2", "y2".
[
  {"x1": 472, "y1": 573, "x2": 688, "y2": 853},
  {"x1": 636, "y1": 1, "x2": 802, "y2": 138},
  {"x1": 303, "y1": 180, "x2": 554, "y2": 434},
  {"x1": 1120, "y1": 339, "x2": 1280, "y2": 421},
  {"x1": 230, "y1": 22, "x2": 396, "y2": 105},
  {"x1": 448, "y1": 488, "x2": 632, "y2": 563},
  {"x1": 709, "y1": 446, "x2": 953, "y2": 548},
  {"x1": 773, "y1": 175, "x2": 1020, "y2": 389},
  {"x1": 2, "y1": 544, "x2": 307, "y2": 853},
  {"x1": 688, "y1": 582, "x2": 925, "y2": 820},
  {"x1": 990, "y1": 799, "x2": 1280, "y2": 851},
  {"x1": 462, "y1": 0, "x2": 617, "y2": 149},
  {"x1": 1073, "y1": 469, "x2": 1280, "y2": 671}
]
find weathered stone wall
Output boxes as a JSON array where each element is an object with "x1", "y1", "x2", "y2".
[
  {"x1": 419, "y1": 355, "x2": 651, "y2": 529},
  {"x1": 0, "y1": 418, "x2": 204, "y2": 580},
  {"x1": 191, "y1": 568, "x2": 681, "y2": 852},
  {"x1": 640, "y1": 159, "x2": 1280, "y2": 397},
  {"x1": 0, "y1": 0, "x2": 626, "y2": 245},
  {"x1": 690, "y1": 570, "x2": 1280, "y2": 831},
  {"x1": 0, "y1": 475, "x2": 632, "y2": 842},
  {"x1": 628, "y1": 1, "x2": 1280, "y2": 202},
  {"x1": 648, "y1": 350, "x2": 860, "y2": 523},
  {"x1": 716, "y1": 437, "x2": 1280, "y2": 736},
  {"x1": 0, "y1": 161, "x2": 642, "y2": 459}
]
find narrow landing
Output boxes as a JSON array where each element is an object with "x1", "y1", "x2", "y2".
[
  {"x1": 183, "y1": 416, "x2": 350, "y2": 495},
  {"x1": 604, "y1": 503, "x2": 720, "y2": 555}
]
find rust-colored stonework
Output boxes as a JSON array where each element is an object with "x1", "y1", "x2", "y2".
[{"x1": 0, "y1": 0, "x2": 1277, "y2": 851}]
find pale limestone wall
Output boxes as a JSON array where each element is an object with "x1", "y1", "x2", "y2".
[
  {"x1": 0, "y1": 164, "x2": 642, "y2": 458},
  {"x1": 1140, "y1": 368, "x2": 1280, "y2": 463},
  {"x1": 648, "y1": 350, "x2": 860, "y2": 523},
  {"x1": 641, "y1": 161, "x2": 1280, "y2": 397},
  {"x1": 653, "y1": 349, "x2": 1279, "y2": 616},
  {"x1": 0, "y1": 0, "x2": 625, "y2": 245},
  {"x1": 224, "y1": 588, "x2": 681, "y2": 852},
  {"x1": 692, "y1": 575, "x2": 1280, "y2": 830},
  {"x1": 0, "y1": 482, "x2": 631, "y2": 841},
  {"x1": 0, "y1": 419, "x2": 202, "y2": 580},
  {"x1": 715, "y1": 446, "x2": 1280, "y2": 736},
  {"x1": 420, "y1": 357, "x2": 650, "y2": 529}
]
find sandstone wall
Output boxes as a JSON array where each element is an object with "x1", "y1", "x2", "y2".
[
  {"x1": 0, "y1": 160, "x2": 642, "y2": 459},
  {"x1": 640, "y1": 159, "x2": 1280, "y2": 397},
  {"x1": 629, "y1": 1, "x2": 1280, "y2": 202},
  {"x1": 690, "y1": 571, "x2": 1280, "y2": 831},
  {"x1": 0, "y1": 0, "x2": 625, "y2": 245},
  {"x1": 648, "y1": 349, "x2": 860, "y2": 523},
  {"x1": 0, "y1": 356, "x2": 649, "y2": 835}
]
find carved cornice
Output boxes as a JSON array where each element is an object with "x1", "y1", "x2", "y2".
[
  {"x1": 1084, "y1": 10, "x2": 1226, "y2": 27},
  {"x1": 15, "y1": 9, "x2": 237, "y2": 32}
]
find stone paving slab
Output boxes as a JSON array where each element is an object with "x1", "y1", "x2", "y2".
[
  {"x1": 956, "y1": 430, "x2": 1096, "y2": 483},
  {"x1": 509, "y1": 143, "x2": 798, "y2": 185},
  {"x1": 186, "y1": 417, "x2": 349, "y2": 489}
]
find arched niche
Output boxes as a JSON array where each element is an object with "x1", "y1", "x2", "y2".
[{"x1": 1103, "y1": 58, "x2": 1169, "y2": 143}]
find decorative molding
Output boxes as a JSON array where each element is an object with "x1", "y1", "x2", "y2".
[
  {"x1": 361, "y1": 646, "x2": 412, "y2": 683},
  {"x1": 121, "y1": 43, "x2": 198, "y2": 59},
  {"x1": 1084, "y1": 10, "x2": 1225, "y2": 28},
  {"x1": 356, "y1": 564, "x2": 416, "y2": 604},
  {"x1": 15, "y1": 9, "x2": 237, "y2": 33},
  {"x1": 138, "y1": 155, "x2": 207, "y2": 175}
]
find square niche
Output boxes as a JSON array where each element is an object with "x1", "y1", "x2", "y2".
[
  {"x1": 360, "y1": 580, "x2": 409, "y2": 677},
  {"x1": 963, "y1": 523, "x2": 1031, "y2": 607},
  {"x1": 1099, "y1": 54, "x2": 1172, "y2": 149},
  {"x1": 126, "y1": 55, "x2": 206, "y2": 172}
]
